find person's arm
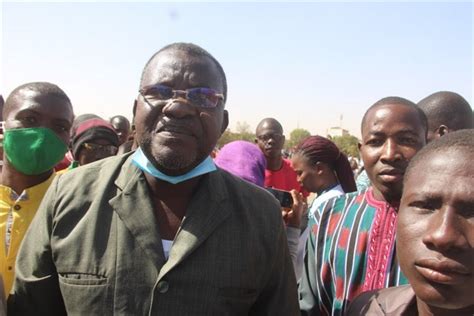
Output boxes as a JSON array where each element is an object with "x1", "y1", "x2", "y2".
[
  {"x1": 299, "y1": 199, "x2": 338, "y2": 316},
  {"x1": 7, "y1": 176, "x2": 66, "y2": 316},
  {"x1": 286, "y1": 226, "x2": 300, "y2": 274},
  {"x1": 298, "y1": 214, "x2": 322, "y2": 315},
  {"x1": 285, "y1": 190, "x2": 307, "y2": 278}
]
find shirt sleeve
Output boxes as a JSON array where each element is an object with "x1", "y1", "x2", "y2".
[
  {"x1": 299, "y1": 198, "x2": 338, "y2": 316},
  {"x1": 7, "y1": 176, "x2": 67, "y2": 316},
  {"x1": 298, "y1": 214, "x2": 322, "y2": 315},
  {"x1": 286, "y1": 226, "x2": 301, "y2": 277}
]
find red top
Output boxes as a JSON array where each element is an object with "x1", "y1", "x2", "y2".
[{"x1": 264, "y1": 158, "x2": 308, "y2": 197}]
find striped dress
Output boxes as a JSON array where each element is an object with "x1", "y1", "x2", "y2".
[{"x1": 299, "y1": 188, "x2": 408, "y2": 316}]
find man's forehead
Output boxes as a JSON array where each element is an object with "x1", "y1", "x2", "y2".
[
  {"x1": 409, "y1": 150, "x2": 471, "y2": 179},
  {"x1": 257, "y1": 121, "x2": 282, "y2": 135},
  {"x1": 111, "y1": 117, "x2": 127, "y2": 126},
  {"x1": 362, "y1": 104, "x2": 420, "y2": 133},
  {"x1": 9, "y1": 90, "x2": 72, "y2": 118},
  {"x1": 142, "y1": 50, "x2": 221, "y2": 88}
]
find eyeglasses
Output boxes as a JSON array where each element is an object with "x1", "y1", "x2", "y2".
[
  {"x1": 82, "y1": 143, "x2": 118, "y2": 155},
  {"x1": 139, "y1": 84, "x2": 224, "y2": 109},
  {"x1": 257, "y1": 133, "x2": 283, "y2": 142}
]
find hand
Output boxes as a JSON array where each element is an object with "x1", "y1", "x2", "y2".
[{"x1": 282, "y1": 190, "x2": 307, "y2": 228}]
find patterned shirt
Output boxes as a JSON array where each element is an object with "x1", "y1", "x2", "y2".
[{"x1": 299, "y1": 187, "x2": 408, "y2": 316}]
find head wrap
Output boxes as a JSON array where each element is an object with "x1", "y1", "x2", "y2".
[
  {"x1": 71, "y1": 118, "x2": 119, "y2": 159},
  {"x1": 214, "y1": 141, "x2": 266, "y2": 187}
]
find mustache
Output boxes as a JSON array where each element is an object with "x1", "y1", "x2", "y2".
[{"x1": 154, "y1": 117, "x2": 197, "y2": 136}]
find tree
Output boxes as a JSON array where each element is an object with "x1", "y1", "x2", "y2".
[
  {"x1": 331, "y1": 134, "x2": 360, "y2": 158},
  {"x1": 286, "y1": 128, "x2": 311, "y2": 150},
  {"x1": 217, "y1": 129, "x2": 239, "y2": 147},
  {"x1": 217, "y1": 121, "x2": 256, "y2": 147},
  {"x1": 234, "y1": 121, "x2": 255, "y2": 142}
]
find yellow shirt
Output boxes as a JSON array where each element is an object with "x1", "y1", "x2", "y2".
[{"x1": 0, "y1": 173, "x2": 55, "y2": 296}]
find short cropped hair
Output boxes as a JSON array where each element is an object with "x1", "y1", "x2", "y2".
[
  {"x1": 140, "y1": 43, "x2": 227, "y2": 102},
  {"x1": 4, "y1": 82, "x2": 71, "y2": 118},
  {"x1": 417, "y1": 91, "x2": 473, "y2": 131},
  {"x1": 404, "y1": 129, "x2": 474, "y2": 184},
  {"x1": 361, "y1": 96, "x2": 428, "y2": 136},
  {"x1": 256, "y1": 118, "x2": 284, "y2": 135}
]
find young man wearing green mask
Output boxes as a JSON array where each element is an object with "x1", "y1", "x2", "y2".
[{"x1": 0, "y1": 82, "x2": 74, "y2": 296}]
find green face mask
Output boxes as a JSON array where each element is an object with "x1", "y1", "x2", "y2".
[{"x1": 3, "y1": 127, "x2": 68, "y2": 175}]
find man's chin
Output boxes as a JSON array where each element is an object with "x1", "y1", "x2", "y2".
[
  {"x1": 374, "y1": 183, "x2": 402, "y2": 203},
  {"x1": 154, "y1": 154, "x2": 195, "y2": 173}
]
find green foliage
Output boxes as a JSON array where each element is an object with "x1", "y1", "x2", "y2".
[
  {"x1": 217, "y1": 121, "x2": 256, "y2": 148},
  {"x1": 286, "y1": 128, "x2": 311, "y2": 149},
  {"x1": 331, "y1": 134, "x2": 360, "y2": 157}
]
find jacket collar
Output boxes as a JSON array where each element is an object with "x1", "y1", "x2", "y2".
[{"x1": 110, "y1": 154, "x2": 231, "y2": 278}]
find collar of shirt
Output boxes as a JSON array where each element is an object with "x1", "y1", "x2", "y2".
[{"x1": 0, "y1": 172, "x2": 56, "y2": 205}]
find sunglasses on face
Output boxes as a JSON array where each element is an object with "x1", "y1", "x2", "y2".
[
  {"x1": 82, "y1": 143, "x2": 118, "y2": 155},
  {"x1": 139, "y1": 84, "x2": 224, "y2": 109}
]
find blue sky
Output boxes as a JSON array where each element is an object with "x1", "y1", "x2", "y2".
[{"x1": 1, "y1": 1, "x2": 472, "y2": 137}]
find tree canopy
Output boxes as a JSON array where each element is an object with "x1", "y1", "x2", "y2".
[
  {"x1": 285, "y1": 128, "x2": 311, "y2": 150},
  {"x1": 330, "y1": 134, "x2": 360, "y2": 158}
]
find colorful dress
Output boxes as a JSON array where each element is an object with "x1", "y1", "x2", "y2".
[{"x1": 299, "y1": 187, "x2": 408, "y2": 316}]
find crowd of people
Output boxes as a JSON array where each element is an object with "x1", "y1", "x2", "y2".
[{"x1": 0, "y1": 42, "x2": 472, "y2": 315}]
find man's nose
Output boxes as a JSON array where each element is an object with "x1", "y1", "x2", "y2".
[
  {"x1": 422, "y1": 208, "x2": 469, "y2": 253},
  {"x1": 162, "y1": 99, "x2": 197, "y2": 119},
  {"x1": 380, "y1": 139, "x2": 401, "y2": 162}
]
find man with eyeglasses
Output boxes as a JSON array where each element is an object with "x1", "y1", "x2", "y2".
[
  {"x1": 9, "y1": 43, "x2": 299, "y2": 315},
  {"x1": 255, "y1": 118, "x2": 307, "y2": 196},
  {"x1": 69, "y1": 118, "x2": 119, "y2": 167}
]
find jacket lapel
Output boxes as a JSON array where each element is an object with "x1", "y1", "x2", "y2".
[
  {"x1": 109, "y1": 158, "x2": 166, "y2": 270},
  {"x1": 158, "y1": 170, "x2": 231, "y2": 280}
]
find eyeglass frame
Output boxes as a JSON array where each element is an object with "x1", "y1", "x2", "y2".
[
  {"x1": 256, "y1": 133, "x2": 284, "y2": 143},
  {"x1": 138, "y1": 84, "x2": 225, "y2": 109},
  {"x1": 81, "y1": 142, "x2": 118, "y2": 155}
]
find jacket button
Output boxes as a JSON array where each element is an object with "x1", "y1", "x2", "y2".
[
  {"x1": 157, "y1": 280, "x2": 169, "y2": 294},
  {"x1": 13, "y1": 204, "x2": 21, "y2": 211}
]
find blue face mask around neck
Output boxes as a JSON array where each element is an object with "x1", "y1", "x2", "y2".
[{"x1": 131, "y1": 147, "x2": 216, "y2": 184}]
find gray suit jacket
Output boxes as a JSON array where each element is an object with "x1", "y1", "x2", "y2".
[{"x1": 9, "y1": 153, "x2": 298, "y2": 315}]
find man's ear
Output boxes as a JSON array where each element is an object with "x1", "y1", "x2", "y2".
[
  {"x1": 220, "y1": 110, "x2": 229, "y2": 134},
  {"x1": 358, "y1": 142, "x2": 362, "y2": 150},
  {"x1": 437, "y1": 125, "x2": 449, "y2": 137}
]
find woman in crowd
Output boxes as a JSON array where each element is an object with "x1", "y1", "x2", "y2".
[{"x1": 291, "y1": 135, "x2": 357, "y2": 280}]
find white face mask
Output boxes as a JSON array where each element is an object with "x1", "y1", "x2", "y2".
[{"x1": 131, "y1": 147, "x2": 216, "y2": 184}]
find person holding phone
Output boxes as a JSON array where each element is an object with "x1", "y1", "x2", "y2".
[{"x1": 290, "y1": 135, "x2": 357, "y2": 281}]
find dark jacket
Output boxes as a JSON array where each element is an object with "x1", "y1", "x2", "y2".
[{"x1": 9, "y1": 152, "x2": 299, "y2": 315}]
